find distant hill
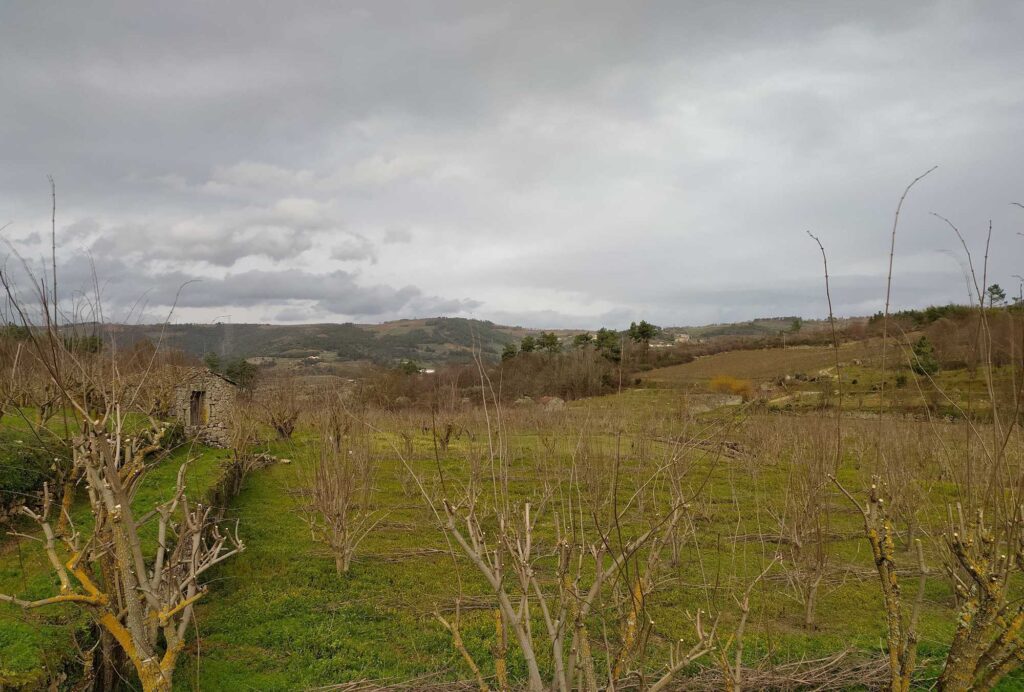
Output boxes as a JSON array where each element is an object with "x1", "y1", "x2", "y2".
[
  {"x1": 665, "y1": 316, "x2": 857, "y2": 340},
  {"x1": 102, "y1": 318, "x2": 539, "y2": 366},
  {"x1": 95, "y1": 315, "x2": 863, "y2": 367}
]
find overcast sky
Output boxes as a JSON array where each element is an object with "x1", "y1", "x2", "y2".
[{"x1": 1, "y1": 1, "x2": 1022, "y2": 329}]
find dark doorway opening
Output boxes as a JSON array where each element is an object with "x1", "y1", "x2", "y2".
[{"x1": 189, "y1": 390, "x2": 206, "y2": 425}]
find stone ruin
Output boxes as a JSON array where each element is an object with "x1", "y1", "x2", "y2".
[{"x1": 172, "y1": 368, "x2": 238, "y2": 448}]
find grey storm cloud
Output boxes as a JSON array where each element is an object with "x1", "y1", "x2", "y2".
[
  {"x1": 1, "y1": 1, "x2": 1022, "y2": 327},
  {"x1": 169, "y1": 268, "x2": 480, "y2": 317},
  {"x1": 81, "y1": 197, "x2": 360, "y2": 267},
  {"x1": 2, "y1": 255, "x2": 479, "y2": 324}
]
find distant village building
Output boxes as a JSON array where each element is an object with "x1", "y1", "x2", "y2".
[
  {"x1": 172, "y1": 369, "x2": 237, "y2": 447},
  {"x1": 674, "y1": 334, "x2": 691, "y2": 343}
]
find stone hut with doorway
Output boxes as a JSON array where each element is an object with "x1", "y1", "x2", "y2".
[{"x1": 173, "y1": 369, "x2": 237, "y2": 447}]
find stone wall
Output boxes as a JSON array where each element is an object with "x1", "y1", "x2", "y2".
[{"x1": 172, "y1": 369, "x2": 237, "y2": 448}]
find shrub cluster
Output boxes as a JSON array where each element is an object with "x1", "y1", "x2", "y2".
[
  {"x1": 708, "y1": 374, "x2": 755, "y2": 400},
  {"x1": 0, "y1": 430, "x2": 67, "y2": 510}
]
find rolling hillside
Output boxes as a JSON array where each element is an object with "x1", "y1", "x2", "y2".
[
  {"x1": 101, "y1": 318, "x2": 542, "y2": 365},
  {"x1": 89, "y1": 315, "x2": 858, "y2": 367}
]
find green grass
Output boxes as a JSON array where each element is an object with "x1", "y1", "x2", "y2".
[
  {"x1": 176, "y1": 433, "x2": 495, "y2": 690},
  {"x1": 173, "y1": 408, "x2": 977, "y2": 690},
  {"x1": 3, "y1": 354, "x2": 1024, "y2": 690}
]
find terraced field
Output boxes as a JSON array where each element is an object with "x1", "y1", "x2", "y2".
[{"x1": 642, "y1": 340, "x2": 883, "y2": 388}]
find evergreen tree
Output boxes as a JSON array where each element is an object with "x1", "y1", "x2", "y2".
[
  {"x1": 911, "y1": 336, "x2": 939, "y2": 375},
  {"x1": 501, "y1": 342, "x2": 518, "y2": 360},
  {"x1": 572, "y1": 333, "x2": 593, "y2": 349},
  {"x1": 594, "y1": 328, "x2": 622, "y2": 361},
  {"x1": 203, "y1": 351, "x2": 221, "y2": 371},
  {"x1": 224, "y1": 358, "x2": 258, "y2": 390},
  {"x1": 987, "y1": 283, "x2": 1006, "y2": 306},
  {"x1": 627, "y1": 320, "x2": 658, "y2": 342},
  {"x1": 398, "y1": 359, "x2": 421, "y2": 375},
  {"x1": 537, "y1": 332, "x2": 562, "y2": 354}
]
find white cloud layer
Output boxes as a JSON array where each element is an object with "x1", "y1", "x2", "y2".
[{"x1": 1, "y1": 1, "x2": 1022, "y2": 327}]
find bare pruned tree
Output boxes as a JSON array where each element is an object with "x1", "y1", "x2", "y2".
[
  {"x1": 0, "y1": 332, "x2": 22, "y2": 425},
  {"x1": 440, "y1": 496, "x2": 714, "y2": 692},
  {"x1": 0, "y1": 261, "x2": 245, "y2": 691},
  {"x1": 832, "y1": 187, "x2": 1024, "y2": 691},
  {"x1": 773, "y1": 419, "x2": 833, "y2": 630},
  {"x1": 833, "y1": 479, "x2": 928, "y2": 692},
  {"x1": 393, "y1": 353, "x2": 722, "y2": 692},
  {"x1": 298, "y1": 413, "x2": 382, "y2": 574},
  {"x1": 254, "y1": 374, "x2": 302, "y2": 439},
  {"x1": 1, "y1": 432, "x2": 243, "y2": 691}
]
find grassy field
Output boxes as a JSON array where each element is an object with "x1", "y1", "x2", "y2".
[
  {"x1": 169, "y1": 404, "x2": 988, "y2": 690},
  {"x1": 641, "y1": 338, "x2": 1019, "y2": 421},
  {"x1": 1, "y1": 347, "x2": 1022, "y2": 690},
  {"x1": 641, "y1": 341, "x2": 883, "y2": 388}
]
